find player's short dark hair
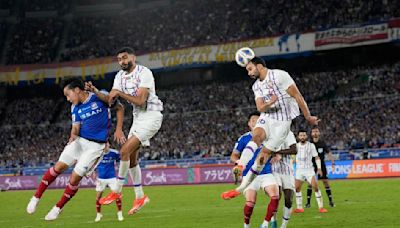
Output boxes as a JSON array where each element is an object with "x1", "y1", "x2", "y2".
[
  {"x1": 311, "y1": 126, "x2": 320, "y2": 131},
  {"x1": 298, "y1": 129, "x2": 308, "y2": 135},
  {"x1": 61, "y1": 77, "x2": 84, "y2": 91},
  {"x1": 248, "y1": 111, "x2": 260, "y2": 120},
  {"x1": 249, "y1": 57, "x2": 266, "y2": 67},
  {"x1": 116, "y1": 47, "x2": 135, "y2": 55}
]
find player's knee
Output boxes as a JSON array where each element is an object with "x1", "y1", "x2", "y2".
[
  {"x1": 246, "y1": 201, "x2": 255, "y2": 207},
  {"x1": 54, "y1": 162, "x2": 68, "y2": 173},
  {"x1": 252, "y1": 134, "x2": 264, "y2": 146}
]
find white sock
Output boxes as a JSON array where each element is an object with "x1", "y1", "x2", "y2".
[
  {"x1": 262, "y1": 220, "x2": 269, "y2": 227},
  {"x1": 129, "y1": 165, "x2": 144, "y2": 199},
  {"x1": 238, "y1": 141, "x2": 258, "y2": 167},
  {"x1": 282, "y1": 206, "x2": 291, "y2": 227},
  {"x1": 116, "y1": 160, "x2": 130, "y2": 193},
  {"x1": 296, "y1": 191, "x2": 303, "y2": 209},
  {"x1": 315, "y1": 190, "x2": 323, "y2": 208},
  {"x1": 244, "y1": 223, "x2": 250, "y2": 228}
]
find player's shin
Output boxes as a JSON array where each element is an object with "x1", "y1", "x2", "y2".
[
  {"x1": 315, "y1": 190, "x2": 323, "y2": 208},
  {"x1": 116, "y1": 160, "x2": 130, "y2": 193},
  {"x1": 265, "y1": 195, "x2": 279, "y2": 222},
  {"x1": 34, "y1": 167, "x2": 60, "y2": 199},
  {"x1": 56, "y1": 182, "x2": 79, "y2": 209},
  {"x1": 129, "y1": 165, "x2": 144, "y2": 199},
  {"x1": 295, "y1": 191, "x2": 303, "y2": 209},
  {"x1": 244, "y1": 201, "x2": 255, "y2": 225}
]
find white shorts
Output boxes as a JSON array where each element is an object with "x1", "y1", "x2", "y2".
[
  {"x1": 58, "y1": 137, "x2": 105, "y2": 177},
  {"x1": 244, "y1": 174, "x2": 277, "y2": 193},
  {"x1": 295, "y1": 168, "x2": 316, "y2": 184},
  {"x1": 255, "y1": 114, "x2": 291, "y2": 152},
  {"x1": 95, "y1": 178, "x2": 117, "y2": 192},
  {"x1": 129, "y1": 111, "x2": 163, "y2": 147},
  {"x1": 273, "y1": 173, "x2": 295, "y2": 190}
]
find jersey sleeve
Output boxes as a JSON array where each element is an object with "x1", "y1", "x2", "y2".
[
  {"x1": 112, "y1": 71, "x2": 123, "y2": 91},
  {"x1": 71, "y1": 105, "x2": 81, "y2": 125},
  {"x1": 310, "y1": 143, "x2": 318, "y2": 157},
  {"x1": 139, "y1": 68, "x2": 154, "y2": 89},
  {"x1": 278, "y1": 70, "x2": 295, "y2": 91},
  {"x1": 233, "y1": 136, "x2": 247, "y2": 154}
]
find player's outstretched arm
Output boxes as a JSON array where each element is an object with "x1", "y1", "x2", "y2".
[
  {"x1": 85, "y1": 81, "x2": 109, "y2": 104},
  {"x1": 255, "y1": 95, "x2": 278, "y2": 113},
  {"x1": 109, "y1": 88, "x2": 149, "y2": 106},
  {"x1": 286, "y1": 84, "x2": 319, "y2": 125},
  {"x1": 276, "y1": 144, "x2": 297, "y2": 155},
  {"x1": 114, "y1": 104, "x2": 126, "y2": 144}
]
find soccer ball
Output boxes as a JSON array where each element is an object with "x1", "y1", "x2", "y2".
[{"x1": 235, "y1": 47, "x2": 255, "y2": 67}]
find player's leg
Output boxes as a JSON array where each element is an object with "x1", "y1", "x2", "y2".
[
  {"x1": 260, "y1": 179, "x2": 279, "y2": 228},
  {"x1": 271, "y1": 175, "x2": 283, "y2": 228},
  {"x1": 100, "y1": 136, "x2": 141, "y2": 205},
  {"x1": 27, "y1": 141, "x2": 80, "y2": 214},
  {"x1": 320, "y1": 164, "x2": 335, "y2": 207},
  {"x1": 128, "y1": 151, "x2": 150, "y2": 215},
  {"x1": 280, "y1": 175, "x2": 295, "y2": 228},
  {"x1": 110, "y1": 178, "x2": 124, "y2": 221},
  {"x1": 95, "y1": 190, "x2": 104, "y2": 222},
  {"x1": 305, "y1": 183, "x2": 312, "y2": 208},
  {"x1": 243, "y1": 189, "x2": 257, "y2": 228},
  {"x1": 281, "y1": 188, "x2": 294, "y2": 228},
  {"x1": 234, "y1": 127, "x2": 267, "y2": 194},
  {"x1": 45, "y1": 171, "x2": 83, "y2": 221},
  {"x1": 240, "y1": 119, "x2": 291, "y2": 193},
  {"x1": 310, "y1": 175, "x2": 327, "y2": 213},
  {"x1": 294, "y1": 179, "x2": 304, "y2": 212},
  {"x1": 45, "y1": 140, "x2": 105, "y2": 220}
]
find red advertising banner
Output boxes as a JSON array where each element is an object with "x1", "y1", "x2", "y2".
[{"x1": 315, "y1": 23, "x2": 389, "y2": 49}]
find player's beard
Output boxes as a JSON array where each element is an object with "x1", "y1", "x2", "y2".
[
  {"x1": 121, "y1": 61, "x2": 133, "y2": 72},
  {"x1": 250, "y1": 70, "x2": 260, "y2": 79}
]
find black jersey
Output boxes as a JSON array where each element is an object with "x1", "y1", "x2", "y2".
[{"x1": 311, "y1": 139, "x2": 329, "y2": 161}]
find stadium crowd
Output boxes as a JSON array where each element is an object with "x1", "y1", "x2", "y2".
[
  {"x1": 1, "y1": 62, "x2": 399, "y2": 168},
  {"x1": 0, "y1": 0, "x2": 399, "y2": 64}
]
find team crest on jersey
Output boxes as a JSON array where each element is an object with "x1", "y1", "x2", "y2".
[
  {"x1": 91, "y1": 102, "x2": 98, "y2": 110},
  {"x1": 77, "y1": 109, "x2": 82, "y2": 114}
]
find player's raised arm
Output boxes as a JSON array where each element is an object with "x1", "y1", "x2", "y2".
[
  {"x1": 255, "y1": 95, "x2": 278, "y2": 113},
  {"x1": 286, "y1": 83, "x2": 319, "y2": 125},
  {"x1": 85, "y1": 81, "x2": 109, "y2": 104}
]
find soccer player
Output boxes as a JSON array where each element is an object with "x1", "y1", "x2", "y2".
[
  {"x1": 94, "y1": 147, "x2": 123, "y2": 222},
  {"x1": 26, "y1": 78, "x2": 125, "y2": 220},
  {"x1": 294, "y1": 130, "x2": 328, "y2": 213},
  {"x1": 222, "y1": 56, "x2": 319, "y2": 198},
  {"x1": 271, "y1": 131, "x2": 297, "y2": 228},
  {"x1": 99, "y1": 47, "x2": 163, "y2": 215},
  {"x1": 305, "y1": 126, "x2": 335, "y2": 208},
  {"x1": 230, "y1": 111, "x2": 261, "y2": 184}
]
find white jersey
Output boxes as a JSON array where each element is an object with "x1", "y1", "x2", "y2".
[
  {"x1": 296, "y1": 141, "x2": 318, "y2": 169},
  {"x1": 113, "y1": 64, "x2": 163, "y2": 116},
  {"x1": 252, "y1": 69, "x2": 300, "y2": 121},
  {"x1": 272, "y1": 131, "x2": 296, "y2": 175}
]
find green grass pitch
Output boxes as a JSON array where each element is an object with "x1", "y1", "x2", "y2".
[{"x1": 0, "y1": 178, "x2": 399, "y2": 227}]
